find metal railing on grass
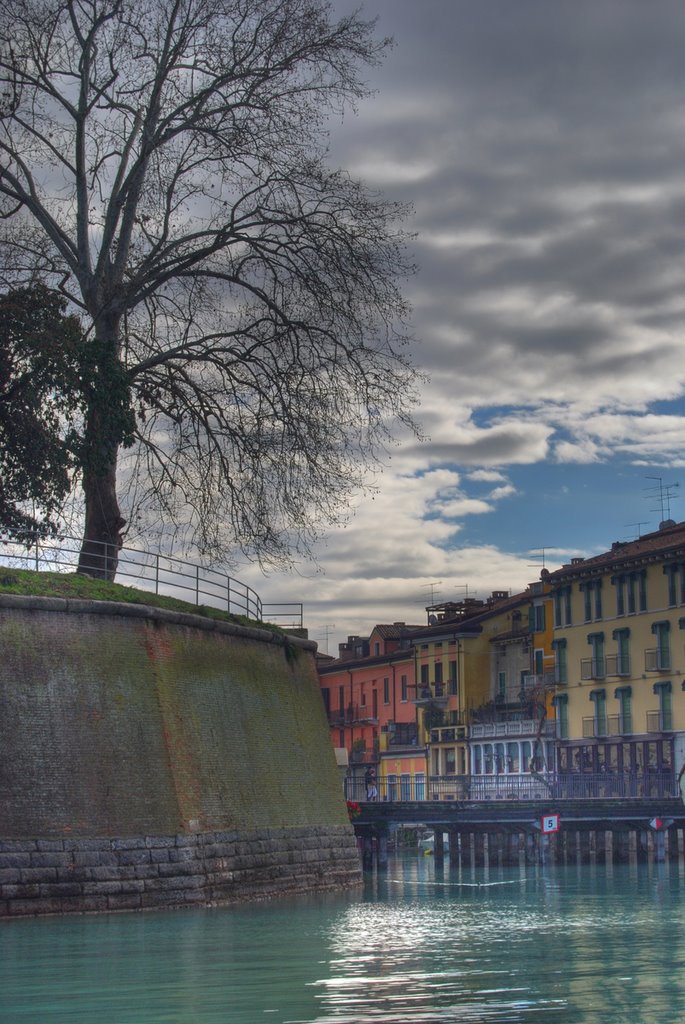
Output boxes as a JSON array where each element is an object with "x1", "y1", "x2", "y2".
[{"x1": 0, "y1": 531, "x2": 303, "y2": 629}]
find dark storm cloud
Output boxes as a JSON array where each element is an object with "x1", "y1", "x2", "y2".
[{"x1": 265, "y1": 0, "x2": 685, "y2": 647}]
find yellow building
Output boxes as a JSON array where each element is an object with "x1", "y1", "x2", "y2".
[
  {"x1": 412, "y1": 586, "x2": 555, "y2": 798},
  {"x1": 547, "y1": 519, "x2": 685, "y2": 789}
]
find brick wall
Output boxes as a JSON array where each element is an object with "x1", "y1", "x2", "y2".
[
  {"x1": 0, "y1": 597, "x2": 361, "y2": 913},
  {"x1": 0, "y1": 826, "x2": 361, "y2": 916}
]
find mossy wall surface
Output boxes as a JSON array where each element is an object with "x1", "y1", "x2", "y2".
[{"x1": 0, "y1": 598, "x2": 348, "y2": 839}]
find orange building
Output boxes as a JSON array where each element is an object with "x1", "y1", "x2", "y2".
[{"x1": 318, "y1": 623, "x2": 423, "y2": 800}]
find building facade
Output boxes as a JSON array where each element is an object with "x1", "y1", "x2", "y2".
[
  {"x1": 547, "y1": 519, "x2": 685, "y2": 793},
  {"x1": 318, "y1": 623, "x2": 423, "y2": 799}
]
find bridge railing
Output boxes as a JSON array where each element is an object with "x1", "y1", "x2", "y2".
[
  {"x1": 0, "y1": 531, "x2": 303, "y2": 629},
  {"x1": 346, "y1": 770, "x2": 679, "y2": 803}
]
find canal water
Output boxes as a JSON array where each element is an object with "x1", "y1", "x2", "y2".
[{"x1": 2, "y1": 852, "x2": 685, "y2": 1023}]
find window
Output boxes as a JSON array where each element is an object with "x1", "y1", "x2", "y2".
[
  {"x1": 383, "y1": 677, "x2": 390, "y2": 704},
  {"x1": 338, "y1": 685, "x2": 345, "y2": 714},
  {"x1": 648, "y1": 621, "x2": 671, "y2": 671},
  {"x1": 534, "y1": 648, "x2": 544, "y2": 675},
  {"x1": 639, "y1": 571, "x2": 647, "y2": 611},
  {"x1": 653, "y1": 681, "x2": 673, "y2": 731},
  {"x1": 612, "y1": 628, "x2": 631, "y2": 676},
  {"x1": 386, "y1": 774, "x2": 398, "y2": 801},
  {"x1": 587, "y1": 632, "x2": 605, "y2": 679},
  {"x1": 360, "y1": 685, "x2": 366, "y2": 707},
  {"x1": 553, "y1": 694, "x2": 568, "y2": 738},
  {"x1": 420, "y1": 663, "x2": 429, "y2": 688},
  {"x1": 497, "y1": 671, "x2": 506, "y2": 700},
  {"x1": 581, "y1": 580, "x2": 602, "y2": 622},
  {"x1": 373, "y1": 641, "x2": 380, "y2": 656},
  {"x1": 448, "y1": 661, "x2": 458, "y2": 695},
  {"x1": 401, "y1": 674, "x2": 408, "y2": 702},
  {"x1": 415, "y1": 773, "x2": 426, "y2": 800},
  {"x1": 321, "y1": 688, "x2": 330, "y2": 714},
  {"x1": 553, "y1": 639, "x2": 567, "y2": 684},
  {"x1": 615, "y1": 686, "x2": 632, "y2": 734},
  {"x1": 590, "y1": 688, "x2": 607, "y2": 737},
  {"x1": 434, "y1": 661, "x2": 443, "y2": 689},
  {"x1": 494, "y1": 742, "x2": 505, "y2": 774},
  {"x1": 521, "y1": 741, "x2": 532, "y2": 771},
  {"x1": 613, "y1": 574, "x2": 625, "y2": 616},
  {"x1": 400, "y1": 774, "x2": 412, "y2": 799},
  {"x1": 554, "y1": 586, "x2": 572, "y2": 627},
  {"x1": 529, "y1": 603, "x2": 545, "y2": 631},
  {"x1": 444, "y1": 749, "x2": 456, "y2": 775},
  {"x1": 613, "y1": 571, "x2": 647, "y2": 615},
  {"x1": 664, "y1": 563, "x2": 685, "y2": 606}
]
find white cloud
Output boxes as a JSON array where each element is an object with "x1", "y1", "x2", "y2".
[{"x1": 236, "y1": 0, "x2": 685, "y2": 652}]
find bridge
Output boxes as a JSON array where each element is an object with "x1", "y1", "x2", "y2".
[{"x1": 350, "y1": 787, "x2": 685, "y2": 870}]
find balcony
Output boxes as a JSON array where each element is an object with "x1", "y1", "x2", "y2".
[
  {"x1": 412, "y1": 684, "x2": 448, "y2": 708},
  {"x1": 644, "y1": 649, "x2": 671, "y2": 672},
  {"x1": 646, "y1": 709, "x2": 673, "y2": 732},
  {"x1": 430, "y1": 725, "x2": 467, "y2": 744},
  {"x1": 387, "y1": 722, "x2": 419, "y2": 747},
  {"x1": 605, "y1": 654, "x2": 631, "y2": 677},
  {"x1": 327, "y1": 704, "x2": 378, "y2": 726},
  {"x1": 470, "y1": 719, "x2": 556, "y2": 739},
  {"x1": 582, "y1": 717, "x2": 603, "y2": 738},
  {"x1": 526, "y1": 671, "x2": 557, "y2": 688},
  {"x1": 580, "y1": 657, "x2": 606, "y2": 681},
  {"x1": 606, "y1": 713, "x2": 632, "y2": 736}
]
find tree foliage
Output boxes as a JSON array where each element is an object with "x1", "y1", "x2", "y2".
[
  {"x1": 0, "y1": 285, "x2": 85, "y2": 537},
  {"x1": 0, "y1": 0, "x2": 420, "y2": 575}
]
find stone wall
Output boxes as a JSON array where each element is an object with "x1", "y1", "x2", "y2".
[
  {"x1": 0, "y1": 826, "x2": 360, "y2": 917},
  {"x1": 0, "y1": 596, "x2": 361, "y2": 914}
]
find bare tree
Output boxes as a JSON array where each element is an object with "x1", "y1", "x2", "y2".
[{"x1": 0, "y1": 0, "x2": 419, "y2": 578}]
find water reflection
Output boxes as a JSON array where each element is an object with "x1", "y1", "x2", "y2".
[{"x1": 1, "y1": 854, "x2": 685, "y2": 1023}]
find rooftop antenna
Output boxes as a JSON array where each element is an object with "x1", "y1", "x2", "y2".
[
  {"x1": 421, "y1": 581, "x2": 443, "y2": 605},
  {"x1": 528, "y1": 547, "x2": 550, "y2": 571},
  {"x1": 625, "y1": 521, "x2": 648, "y2": 539},
  {"x1": 645, "y1": 476, "x2": 680, "y2": 522},
  {"x1": 316, "y1": 624, "x2": 336, "y2": 656}
]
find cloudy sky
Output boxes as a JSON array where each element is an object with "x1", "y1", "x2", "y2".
[{"x1": 240, "y1": 0, "x2": 685, "y2": 653}]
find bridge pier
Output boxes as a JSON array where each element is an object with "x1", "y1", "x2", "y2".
[
  {"x1": 355, "y1": 797, "x2": 685, "y2": 870},
  {"x1": 668, "y1": 825, "x2": 681, "y2": 861},
  {"x1": 612, "y1": 829, "x2": 630, "y2": 863}
]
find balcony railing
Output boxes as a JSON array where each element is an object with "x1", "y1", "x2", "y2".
[
  {"x1": 328, "y1": 704, "x2": 378, "y2": 727},
  {"x1": 605, "y1": 654, "x2": 631, "y2": 677},
  {"x1": 580, "y1": 657, "x2": 606, "y2": 681},
  {"x1": 606, "y1": 713, "x2": 632, "y2": 736},
  {"x1": 388, "y1": 723, "x2": 419, "y2": 746},
  {"x1": 412, "y1": 685, "x2": 448, "y2": 706},
  {"x1": 0, "y1": 531, "x2": 303, "y2": 628},
  {"x1": 430, "y1": 725, "x2": 467, "y2": 743},
  {"x1": 646, "y1": 709, "x2": 673, "y2": 732},
  {"x1": 526, "y1": 671, "x2": 557, "y2": 688},
  {"x1": 645, "y1": 649, "x2": 671, "y2": 672},
  {"x1": 470, "y1": 719, "x2": 556, "y2": 739}
]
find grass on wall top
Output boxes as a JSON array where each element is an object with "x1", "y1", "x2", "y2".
[{"x1": 0, "y1": 565, "x2": 274, "y2": 633}]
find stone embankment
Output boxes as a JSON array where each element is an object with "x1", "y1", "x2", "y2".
[{"x1": 0, "y1": 595, "x2": 361, "y2": 915}]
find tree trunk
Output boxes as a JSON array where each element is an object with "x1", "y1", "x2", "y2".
[
  {"x1": 77, "y1": 454, "x2": 125, "y2": 580},
  {"x1": 76, "y1": 313, "x2": 131, "y2": 581}
]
